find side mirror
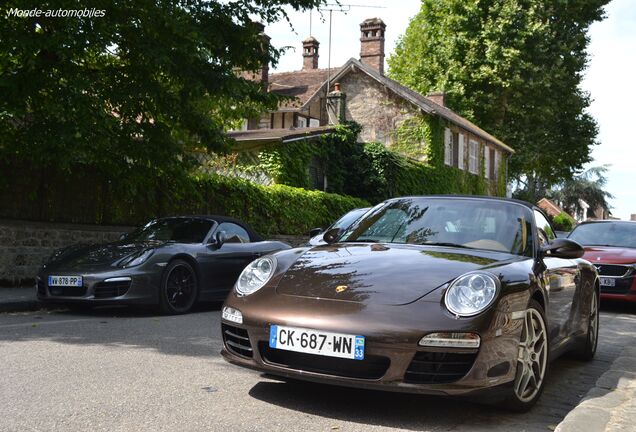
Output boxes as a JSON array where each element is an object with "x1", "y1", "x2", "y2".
[
  {"x1": 309, "y1": 227, "x2": 324, "y2": 237},
  {"x1": 323, "y1": 227, "x2": 343, "y2": 244},
  {"x1": 541, "y1": 238, "x2": 584, "y2": 259},
  {"x1": 209, "y1": 230, "x2": 227, "y2": 249}
]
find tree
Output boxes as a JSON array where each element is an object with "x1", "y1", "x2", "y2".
[
  {"x1": 0, "y1": 0, "x2": 324, "y2": 186},
  {"x1": 548, "y1": 166, "x2": 613, "y2": 219},
  {"x1": 388, "y1": 0, "x2": 607, "y2": 201}
]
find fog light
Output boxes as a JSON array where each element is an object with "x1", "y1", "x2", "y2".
[
  {"x1": 222, "y1": 306, "x2": 243, "y2": 324},
  {"x1": 418, "y1": 332, "x2": 480, "y2": 348}
]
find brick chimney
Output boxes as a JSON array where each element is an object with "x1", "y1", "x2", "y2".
[
  {"x1": 302, "y1": 36, "x2": 319, "y2": 70},
  {"x1": 360, "y1": 18, "x2": 386, "y2": 74},
  {"x1": 426, "y1": 91, "x2": 447, "y2": 107}
]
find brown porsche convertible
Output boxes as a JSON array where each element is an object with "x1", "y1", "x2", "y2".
[{"x1": 220, "y1": 196, "x2": 599, "y2": 411}]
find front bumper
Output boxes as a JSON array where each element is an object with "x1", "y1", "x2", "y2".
[
  {"x1": 220, "y1": 290, "x2": 529, "y2": 396},
  {"x1": 36, "y1": 267, "x2": 161, "y2": 305},
  {"x1": 599, "y1": 272, "x2": 636, "y2": 303}
]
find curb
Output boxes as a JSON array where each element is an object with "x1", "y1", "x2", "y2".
[{"x1": 555, "y1": 348, "x2": 636, "y2": 432}]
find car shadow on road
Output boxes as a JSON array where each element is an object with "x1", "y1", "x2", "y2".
[{"x1": 0, "y1": 301, "x2": 229, "y2": 360}]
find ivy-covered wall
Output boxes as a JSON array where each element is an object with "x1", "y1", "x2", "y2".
[{"x1": 226, "y1": 119, "x2": 507, "y2": 204}]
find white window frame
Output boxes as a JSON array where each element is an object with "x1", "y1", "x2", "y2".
[
  {"x1": 484, "y1": 145, "x2": 490, "y2": 179},
  {"x1": 458, "y1": 134, "x2": 465, "y2": 170},
  {"x1": 468, "y1": 139, "x2": 479, "y2": 174},
  {"x1": 444, "y1": 128, "x2": 453, "y2": 166}
]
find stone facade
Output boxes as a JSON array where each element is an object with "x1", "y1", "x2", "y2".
[
  {"x1": 339, "y1": 69, "x2": 415, "y2": 146},
  {"x1": 0, "y1": 220, "x2": 306, "y2": 286}
]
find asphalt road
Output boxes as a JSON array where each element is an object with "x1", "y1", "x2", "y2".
[{"x1": 1, "y1": 303, "x2": 635, "y2": 432}]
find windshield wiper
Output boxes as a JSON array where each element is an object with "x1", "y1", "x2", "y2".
[{"x1": 421, "y1": 242, "x2": 474, "y2": 249}]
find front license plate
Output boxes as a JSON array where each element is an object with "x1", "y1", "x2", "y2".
[
  {"x1": 269, "y1": 325, "x2": 365, "y2": 360},
  {"x1": 48, "y1": 275, "x2": 83, "y2": 287},
  {"x1": 599, "y1": 277, "x2": 616, "y2": 287}
]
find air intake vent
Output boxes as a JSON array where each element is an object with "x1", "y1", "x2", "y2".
[
  {"x1": 222, "y1": 324, "x2": 253, "y2": 358},
  {"x1": 594, "y1": 264, "x2": 631, "y2": 277},
  {"x1": 259, "y1": 342, "x2": 390, "y2": 380},
  {"x1": 404, "y1": 350, "x2": 478, "y2": 384},
  {"x1": 94, "y1": 280, "x2": 131, "y2": 298}
]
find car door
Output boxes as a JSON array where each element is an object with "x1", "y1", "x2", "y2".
[
  {"x1": 534, "y1": 210, "x2": 580, "y2": 346},
  {"x1": 201, "y1": 222, "x2": 261, "y2": 293}
]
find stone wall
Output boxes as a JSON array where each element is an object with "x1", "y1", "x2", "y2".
[
  {"x1": 0, "y1": 220, "x2": 306, "y2": 286},
  {"x1": 0, "y1": 220, "x2": 134, "y2": 286},
  {"x1": 339, "y1": 69, "x2": 416, "y2": 147}
]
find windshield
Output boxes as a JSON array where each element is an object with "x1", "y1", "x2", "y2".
[
  {"x1": 124, "y1": 218, "x2": 214, "y2": 244},
  {"x1": 330, "y1": 208, "x2": 370, "y2": 231},
  {"x1": 340, "y1": 198, "x2": 534, "y2": 256},
  {"x1": 568, "y1": 222, "x2": 636, "y2": 248}
]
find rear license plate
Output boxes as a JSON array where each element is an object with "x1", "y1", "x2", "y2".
[
  {"x1": 48, "y1": 275, "x2": 83, "y2": 287},
  {"x1": 269, "y1": 325, "x2": 365, "y2": 360},
  {"x1": 599, "y1": 277, "x2": 616, "y2": 287}
]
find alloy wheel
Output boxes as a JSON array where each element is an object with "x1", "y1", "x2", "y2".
[
  {"x1": 165, "y1": 265, "x2": 195, "y2": 310},
  {"x1": 514, "y1": 308, "x2": 548, "y2": 403}
]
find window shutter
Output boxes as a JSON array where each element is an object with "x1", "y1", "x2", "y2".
[
  {"x1": 484, "y1": 146, "x2": 490, "y2": 179},
  {"x1": 444, "y1": 128, "x2": 452, "y2": 166},
  {"x1": 458, "y1": 134, "x2": 465, "y2": 170}
]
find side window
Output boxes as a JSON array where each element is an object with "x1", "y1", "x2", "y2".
[
  {"x1": 217, "y1": 222, "x2": 250, "y2": 244},
  {"x1": 534, "y1": 210, "x2": 556, "y2": 247}
]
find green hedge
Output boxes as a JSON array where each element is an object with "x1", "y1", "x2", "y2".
[{"x1": 0, "y1": 163, "x2": 368, "y2": 236}]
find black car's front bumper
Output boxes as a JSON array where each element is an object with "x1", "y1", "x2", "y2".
[{"x1": 36, "y1": 266, "x2": 162, "y2": 306}]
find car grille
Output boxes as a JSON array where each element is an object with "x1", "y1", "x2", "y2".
[
  {"x1": 37, "y1": 280, "x2": 46, "y2": 296},
  {"x1": 259, "y1": 342, "x2": 390, "y2": 380},
  {"x1": 404, "y1": 350, "x2": 478, "y2": 384},
  {"x1": 594, "y1": 264, "x2": 631, "y2": 277},
  {"x1": 600, "y1": 276, "x2": 635, "y2": 295},
  {"x1": 222, "y1": 324, "x2": 253, "y2": 358},
  {"x1": 94, "y1": 280, "x2": 131, "y2": 299},
  {"x1": 48, "y1": 285, "x2": 87, "y2": 297}
]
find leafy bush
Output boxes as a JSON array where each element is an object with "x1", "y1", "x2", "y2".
[
  {"x1": 552, "y1": 212, "x2": 576, "y2": 232},
  {"x1": 0, "y1": 162, "x2": 368, "y2": 236}
]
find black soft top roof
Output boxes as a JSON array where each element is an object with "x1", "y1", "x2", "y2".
[{"x1": 156, "y1": 215, "x2": 264, "y2": 242}]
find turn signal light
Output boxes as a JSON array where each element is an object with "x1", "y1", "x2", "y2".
[
  {"x1": 418, "y1": 332, "x2": 480, "y2": 348},
  {"x1": 222, "y1": 306, "x2": 243, "y2": 324}
]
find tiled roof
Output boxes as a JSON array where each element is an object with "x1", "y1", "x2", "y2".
[
  {"x1": 228, "y1": 126, "x2": 337, "y2": 149},
  {"x1": 331, "y1": 58, "x2": 514, "y2": 153},
  {"x1": 269, "y1": 68, "x2": 339, "y2": 110}
]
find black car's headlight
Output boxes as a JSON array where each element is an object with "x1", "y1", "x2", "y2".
[
  {"x1": 445, "y1": 271, "x2": 499, "y2": 317},
  {"x1": 119, "y1": 249, "x2": 154, "y2": 268},
  {"x1": 235, "y1": 256, "x2": 276, "y2": 296}
]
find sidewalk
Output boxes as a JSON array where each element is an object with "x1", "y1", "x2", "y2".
[
  {"x1": 556, "y1": 347, "x2": 636, "y2": 432},
  {"x1": 0, "y1": 286, "x2": 40, "y2": 313}
]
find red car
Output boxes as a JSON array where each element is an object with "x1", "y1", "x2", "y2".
[{"x1": 568, "y1": 220, "x2": 636, "y2": 302}]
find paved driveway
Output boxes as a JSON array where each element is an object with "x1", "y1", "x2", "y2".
[{"x1": 1, "y1": 303, "x2": 635, "y2": 432}]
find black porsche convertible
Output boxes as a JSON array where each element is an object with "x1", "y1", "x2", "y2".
[{"x1": 36, "y1": 216, "x2": 290, "y2": 314}]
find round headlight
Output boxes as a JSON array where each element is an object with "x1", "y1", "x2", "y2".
[
  {"x1": 445, "y1": 272, "x2": 499, "y2": 317},
  {"x1": 236, "y1": 256, "x2": 276, "y2": 296}
]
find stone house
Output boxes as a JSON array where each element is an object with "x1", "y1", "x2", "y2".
[{"x1": 229, "y1": 18, "x2": 514, "y2": 194}]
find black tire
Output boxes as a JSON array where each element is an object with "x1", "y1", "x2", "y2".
[
  {"x1": 158, "y1": 259, "x2": 199, "y2": 315},
  {"x1": 572, "y1": 289, "x2": 599, "y2": 361},
  {"x1": 502, "y1": 299, "x2": 550, "y2": 412}
]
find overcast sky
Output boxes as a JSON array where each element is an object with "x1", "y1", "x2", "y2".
[{"x1": 265, "y1": 0, "x2": 635, "y2": 220}]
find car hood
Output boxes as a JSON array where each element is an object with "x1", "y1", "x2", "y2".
[
  {"x1": 275, "y1": 243, "x2": 519, "y2": 305},
  {"x1": 47, "y1": 242, "x2": 159, "y2": 270},
  {"x1": 582, "y1": 246, "x2": 636, "y2": 264}
]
